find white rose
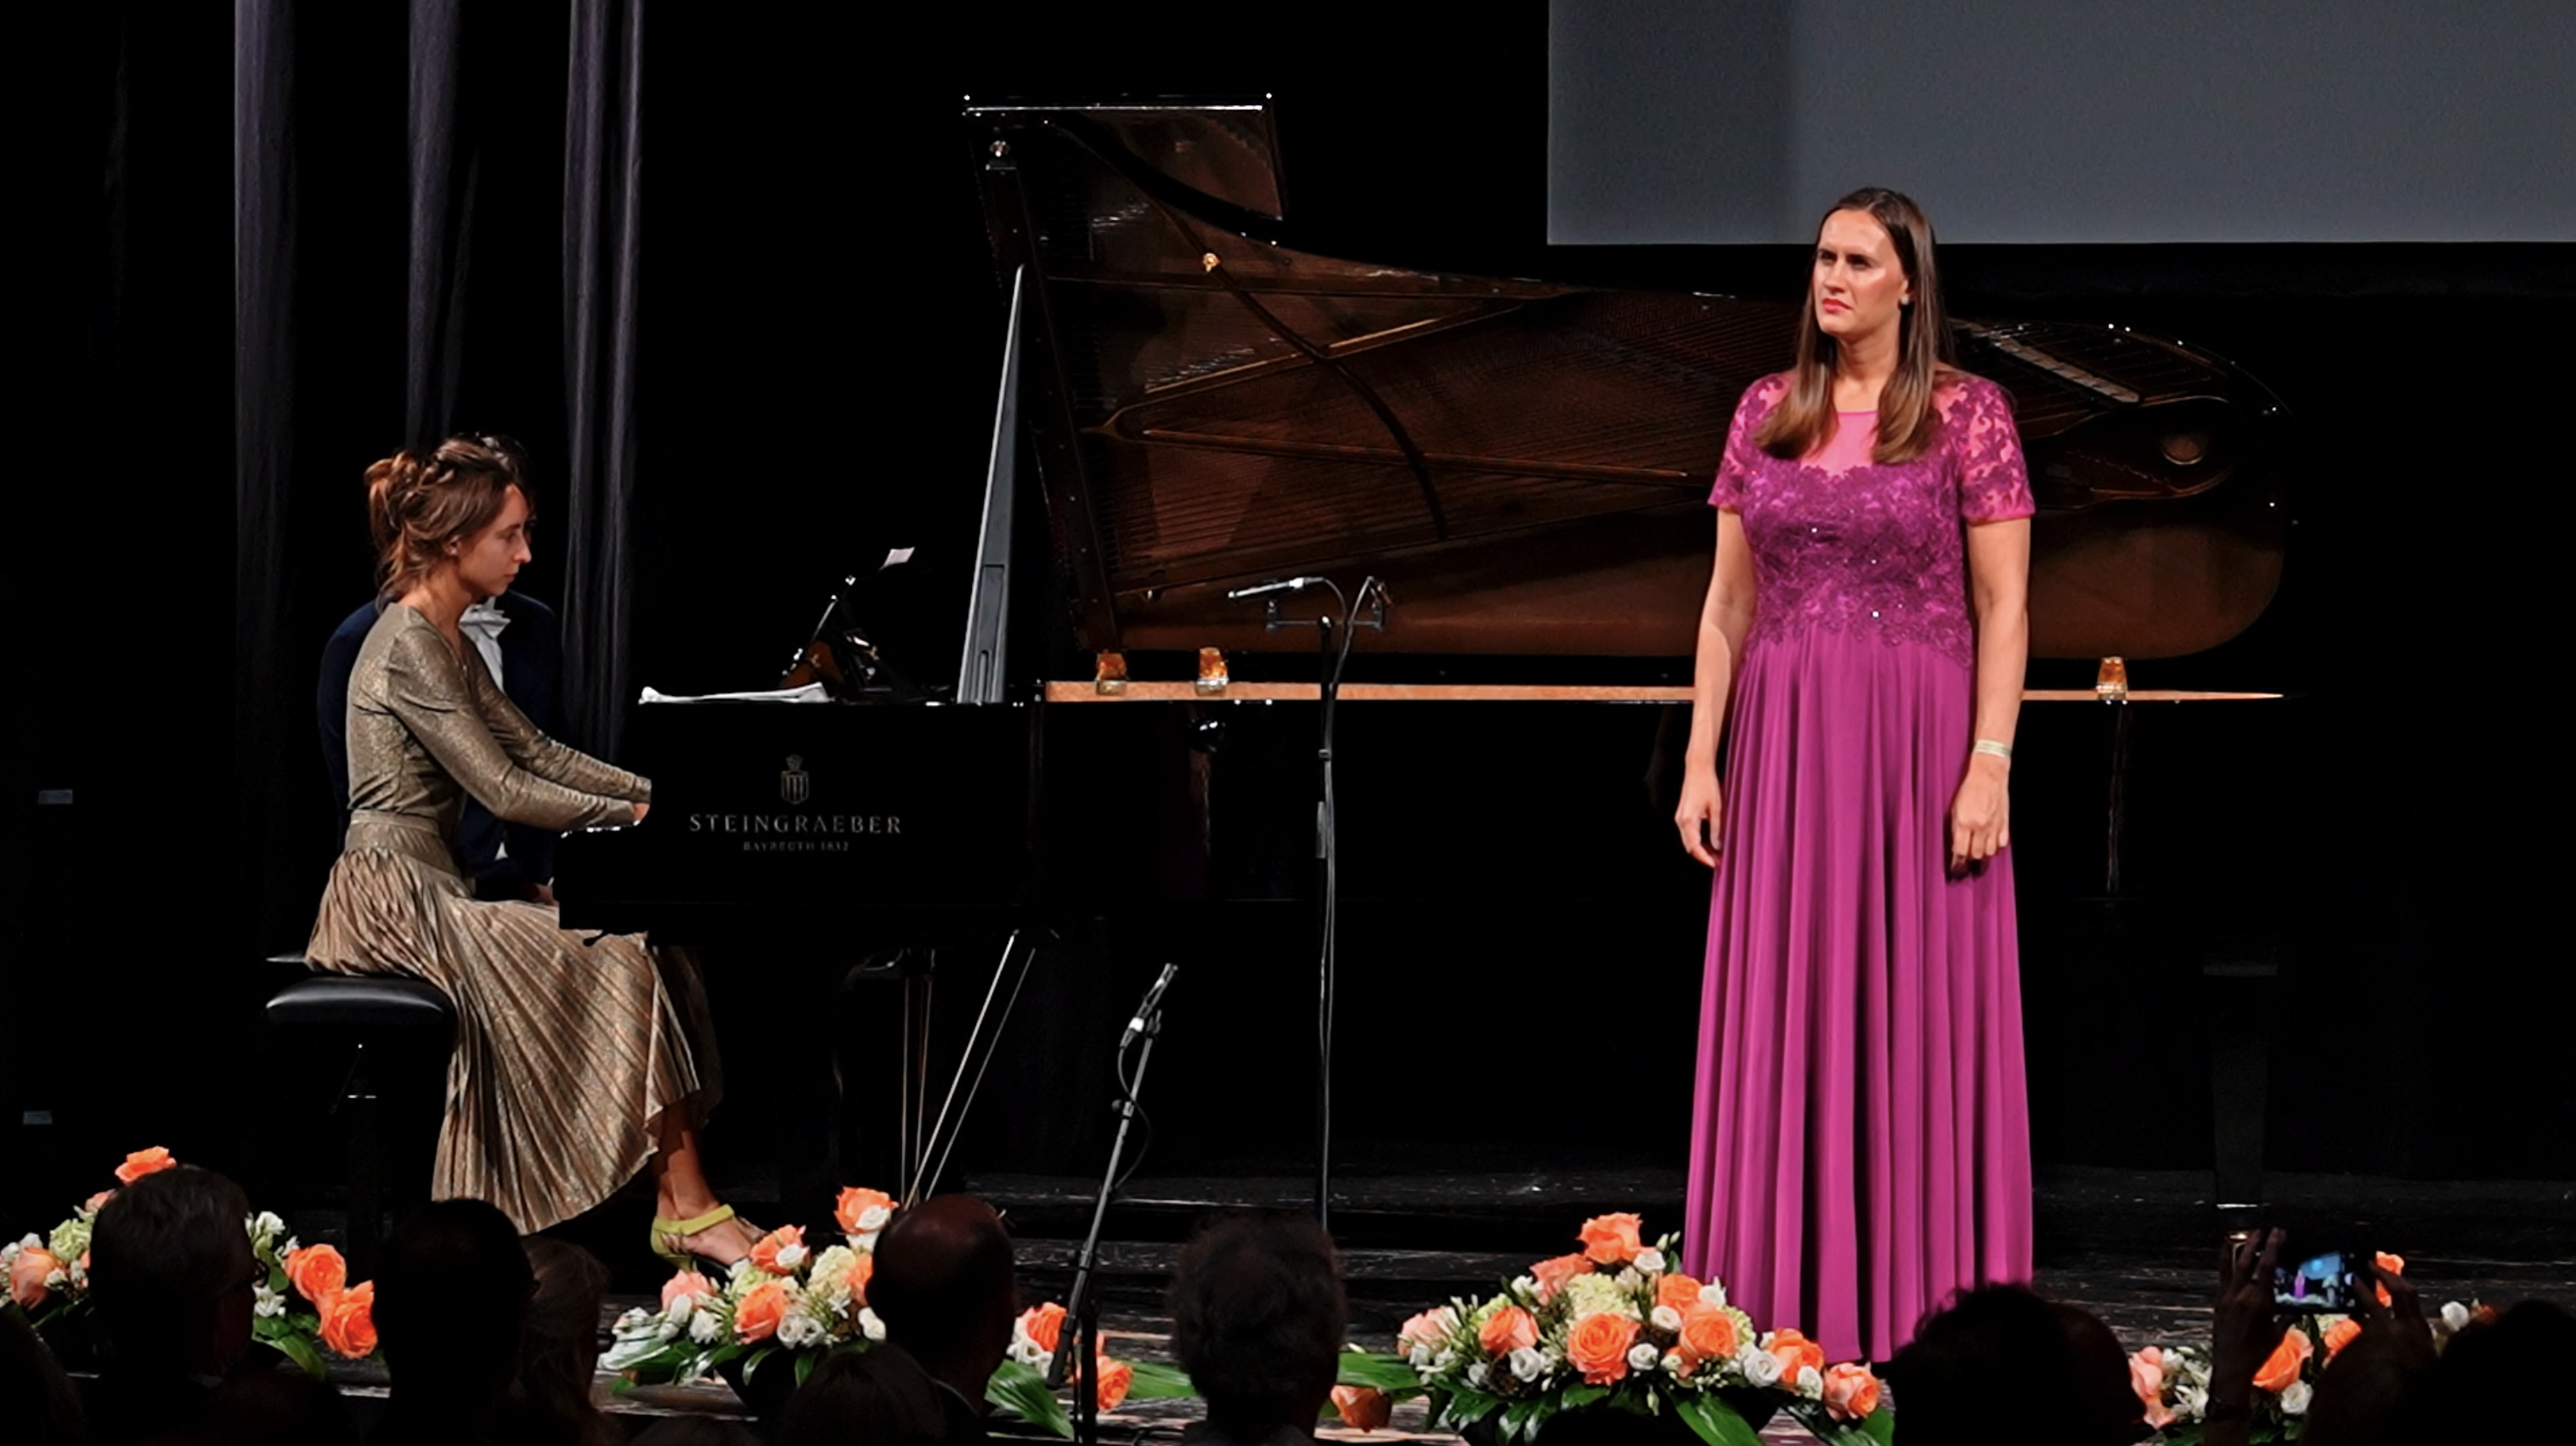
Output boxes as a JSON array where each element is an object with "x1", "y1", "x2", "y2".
[
  {"x1": 2441, "y1": 1301, "x2": 2471, "y2": 1333},
  {"x1": 778, "y1": 1309, "x2": 824, "y2": 1348},
  {"x1": 856, "y1": 1205, "x2": 893, "y2": 1231},
  {"x1": 1407, "y1": 1345, "x2": 1434, "y2": 1370},
  {"x1": 2280, "y1": 1381, "x2": 2313, "y2": 1416},
  {"x1": 774, "y1": 1243, "x2": 810, "y2": 1271},
  {"x1": 1627, "y1": 1342, "x2": 1662, "y2": 1372},
  {"x1": 1615, "y1": 1267, "x2": 1644, "y2": 1289},
  {"x1": 852, "y1": 1229, "x2": 883, "y2": 1251},
  {"x1": 1737, "y1": 1343, "x2": 1782, "y2": 1387},
  {"x1": 1650, "y1": 1305, "x2": 1683, "y2": 1332},
  {"x1": 1508, "y1": 1347, "x2": 1548, "y2": 1381},
  {"x1": 1698, "y1": 1282, "x2": 1729, "y2": 1309},
  {"x1": 653, "y1": 1319, "x2": 681, "y2": 1343},
  {"x1": 1662, "y1": 1351, "x2": 1687, "y2": 1375},
  {"x1": 280, "y1": 1237, "x2": 302, "y2": 1259},
  {"x1": 1634, "y1": 1248, "x2": 1667, "y2": 1274},
  {"x1": 1432, "y1": 1348, "x2": 1457, "y2": 1375},
  {"x1": 1511, "y1": 1274, "x2": 1538, "y2": 1298},
  {"x1": 859, "y1": 1308, "x2": 888, "y2": 1342},
  {"x1": 1795, "y1": 1364, "x2": 1823, "y2": 1398},
  {"x1": 253, "y1": 1284, "x2": 286, "y2": 1319},
  {"x1": 690, "y1": 1309, "x2": 722, "y2": 1344},
  {"x1": 1467, "y1": 1363, "x2": 1491, "y2": 1389},
  {"x1": 2179, "y1": 1385, "x2": 2208, "y2": 1418}
]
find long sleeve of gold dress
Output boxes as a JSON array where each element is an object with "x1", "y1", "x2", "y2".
[{"x1": 307, "y1": 603, "x2": 720, "y2": 1232}]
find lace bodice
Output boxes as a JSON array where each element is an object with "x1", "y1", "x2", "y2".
[{"x1": 1709, "y1": 374, "x2": 2033, "y2": 669}]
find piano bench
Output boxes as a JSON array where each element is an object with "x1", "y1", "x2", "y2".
[{"x1": 263, "y1": 961, "x2": 455, "y2": 1279}]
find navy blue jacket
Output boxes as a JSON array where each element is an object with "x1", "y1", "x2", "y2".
[{"x1": 317, "y1": 590, "x2": 566, "y2": 895}]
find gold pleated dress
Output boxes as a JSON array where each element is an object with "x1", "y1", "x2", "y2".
[{"x1": 306, "y1": 603, "x2": 719, "y2": 1234}]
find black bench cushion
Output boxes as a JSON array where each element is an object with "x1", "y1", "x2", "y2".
[{"x1": 266, "y1": 975, "x2": 455, "y2": 1032}]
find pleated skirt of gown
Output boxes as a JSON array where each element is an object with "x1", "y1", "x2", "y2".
[
  {"x1": 1681, "y1": 629, "x2": 2032, "y2": 1364},
  {"x1": 306, "y1": 815, "x2": 720, "y2": 1234}
]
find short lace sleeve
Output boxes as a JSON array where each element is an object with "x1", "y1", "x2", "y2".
[
  {"x1": 1954, "y1": 377, "x2": 2035, "y2": 522},
  {"x1": 1708, "y1": 376, "x2": 1783, "y2": 511}
]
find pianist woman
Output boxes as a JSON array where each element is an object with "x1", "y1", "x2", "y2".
[
  {"x1": 306, "y1": 436, "x2": 756, "y2": 1267},
  {"x1": 1672, "y1": 188, "x2": 2034, "y2": 1364}
]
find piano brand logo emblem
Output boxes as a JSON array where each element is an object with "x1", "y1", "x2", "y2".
[{"x1": 780, "y1": 754, "x2": 811, "y2": 805}]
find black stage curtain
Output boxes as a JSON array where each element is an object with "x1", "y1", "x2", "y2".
[
  {"x1": 234, "y1": 0, "x2": 302, "y2": 954},
  {"x1": 560, "y1": 0, "x2": 646, "y2": 760}
]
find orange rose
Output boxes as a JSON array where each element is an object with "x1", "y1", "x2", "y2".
[
  {"x1": 2374, "y1": 1251, "x2": 2405, "y2": 1308},
  {"x1": 1677, "y1": 1304, "x2": 1741, "y2": 1363},
  {"x1": 848, "y1": 1251, "x2": 873, "y2": 1305},
  {"x1": 1332, "y1": 1385, "x2": 1393, "y2": 1432},
  {"x1": 318, "y1": 1281, "x2": 377, "y2": 1358},
  {"x1": 115, "y1": 1146, "x2": 177, "y2": 1185},
  {"x1": 8, "y1": 1246, "x2": 60, "y2": 1309},
  {"x1": 1480, "y1": 1305, "x2": 1539, "y2": 1357},
  {"x1": 284, "y1": 1244, "x2": 349, "y2": 1304},
  {"x1": 661, "y1": 1269, "x2": 715, "y2": 1313},
  {"x1": 1564, "y1": 1312, "x2": 1639, "y2": 1385},
  {"x1": 835, "y1": 1186, "x2": 896, "y2": 1236},
  {"x1": 1821, "y1": 1363, "x2": 1880, "y2": 1421},
  {"x1": 2322, "y1": 1317, "x2": 2361, "y2": 1361},
  {"x1": 2251, "y1": 1326, "x2": 2313, "y2": 1393},
  {"x1": 1529, "y1": 1252, "x2": 1593, "y2": 1301},
  {"x1": 2129, "y1": 1348, "x2": 2177, "y2": 1430},
  {"x1": 734, "y1": 1280, "x2": 788, "y2": 1343},
  {"x1": 1094, "y1": 1354, "x2": 1134, "y2": 1413},
  {"x1": 746, "y1": 1225, "x2": 808, "y2": 1275},
  {"x1": 1765, "y1": 1329, "x2": 1826, "y2": 1380},
  {"x1": 1020, "y1": 1302, "x2": 1067, "y2": 1353},
  {"x1": 83, "y1": 1189, "x2": 116, "y2": 1214},
  {"x1": 1656, "y1": 1273, "x2": 1704, "y2": 1312},
  {"x1": 1578, "y1": 1212, "x2": 1643, "y2": 1265}
]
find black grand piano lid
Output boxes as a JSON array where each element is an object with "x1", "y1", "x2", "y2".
[{"x1": 971, "y1": 102, "x2": 2288, "y2": 664}]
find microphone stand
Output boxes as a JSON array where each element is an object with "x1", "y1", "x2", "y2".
[
  {"x1": 1048, "y1": 983, "x2": 1173, "y2": 1443},
  {"x1": 1249, "y1": 576, "x2": 1385, "y2": 1229}
]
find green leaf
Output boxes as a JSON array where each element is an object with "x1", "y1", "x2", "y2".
[
  {"x1": 1126, "y1": 1360, "x2": 1197, "y2": 1399},
  {"x1": 795, "y1": 1350, "x2": 816, "y2": 1388},
  {"x1": 1674, "y1": 1392, "x2": 1766, "y2": 1446},
  {"x1": 262, "y1": 1332, "x2": 327, "y2": 1381},
  {"x1": 1440, "y1": 1387, "x2": 1504, "y2": 1427},
  {"x1": 1503, "y1": 1398, "x2": 1540, "y2": 1442},
  {"x1": 743, "y1": 1345, "x2": 777, "y2": 1381},
  {"x1": 1561, "y1": 1385, "x2": 1608, "y2": 1409},
  {"x1": 1336, "y1": 1352, "x2": 1425, "y2": 1392},
  {"x1": 986, "y1": 1358, "x2": 1073, "y2": 1439}
]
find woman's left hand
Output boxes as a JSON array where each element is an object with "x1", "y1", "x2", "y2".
[{"x1": 1948, "y1": 754, "x2": 2010, "y2": 873}]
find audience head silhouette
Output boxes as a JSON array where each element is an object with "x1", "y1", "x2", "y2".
[
  {"x1": 1888, "y1": 1283, "x2": 2143, "y2": 1446},
  {"x1": 520, "y1": 1238, "x2": 619, "y2": 1446},
  {"x1": 785, "y1": 1195, "x2": 1015, "y2": 1443},
  {"x1": 868, "y1": 1194, "x2": 1019, "y2": 1392},
  {"x1": 1170, "y1": 1212, "x2": 1347, "y2": 1442},
  {"x1": 88, "y1": 1165, "x2": 257, "y2": 1381},
  {"x1": 370, "y1": 1198, "x2": 533, "y2": 1442}
]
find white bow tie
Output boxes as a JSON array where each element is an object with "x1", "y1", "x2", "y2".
[{"x1": 460, "y1": 602, "x2": 510, "y2": 684}]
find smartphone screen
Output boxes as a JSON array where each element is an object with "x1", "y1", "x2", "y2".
[{"x1": 2274, "y1": 1251, "x2": 2361, "y2": 1312}]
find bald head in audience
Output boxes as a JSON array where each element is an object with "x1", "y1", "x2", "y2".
[{"x1": 867, "y1": 1195, "x2": 1019, "y2": 1399}]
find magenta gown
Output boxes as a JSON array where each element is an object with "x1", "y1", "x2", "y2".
[{"x1": 1681, "y1": 373, "x2": 2035, "y2": 1364}]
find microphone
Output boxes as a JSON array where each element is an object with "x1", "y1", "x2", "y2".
[
  {"x1": 1119, "y1": 963, "x2": 1179, "y2": 1049},
  {"x1": 1225, "y1": 574, "x2": 1323, "y2": 600}
]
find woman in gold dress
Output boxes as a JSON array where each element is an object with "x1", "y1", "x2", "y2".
[{"x1": 307, "y1": 437, "x2": 755, "y2": 1265}]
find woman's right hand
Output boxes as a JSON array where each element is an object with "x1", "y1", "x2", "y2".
[{"x1": 1675, "y1": 770, "x2": 1723, "y2": 867}]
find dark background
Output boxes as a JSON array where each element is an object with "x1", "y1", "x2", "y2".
[{"x1": 4, "y1": 3, "x2": 2568, "y2": 1239}]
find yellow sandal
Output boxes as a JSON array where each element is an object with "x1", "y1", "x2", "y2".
[{"x1": 651, "y1": 1204, "x2": 753, "y2": 1269}]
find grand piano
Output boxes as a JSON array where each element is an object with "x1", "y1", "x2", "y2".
[{"x1": 555, "y1": 99, "x2": 2290, "y2": 1196}]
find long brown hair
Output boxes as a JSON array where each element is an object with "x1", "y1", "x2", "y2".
[
  {"x1": 364, "y1": 434, "x2": 528, "y2": 596},
  {"x1": 1754, "y1": 187, "x2": 1958, "y2": 465}
]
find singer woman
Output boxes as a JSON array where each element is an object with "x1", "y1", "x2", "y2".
[
  {"x1": 1674, "y1": 189, "x2": 2034, "y2": 1364},
  {"x1": 307, "y1": 437, "x2": 754, "y2": 1266}
]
